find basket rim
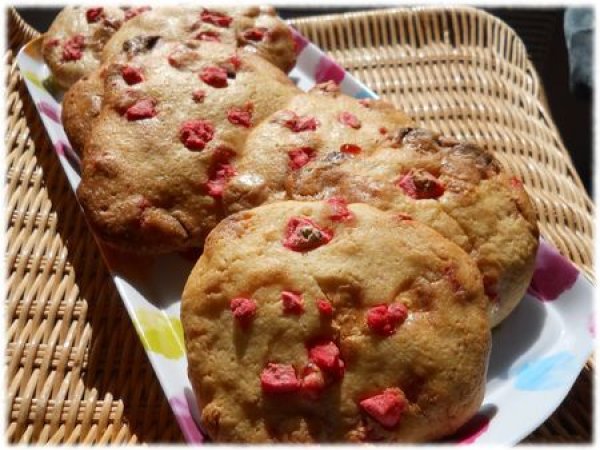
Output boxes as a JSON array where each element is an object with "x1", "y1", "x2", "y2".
[{"x1": 287, "y1": 5, "x2": 533, "y2": 59}]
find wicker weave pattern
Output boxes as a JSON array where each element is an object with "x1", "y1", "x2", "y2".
[
  {"x1": 5, "y1": 10, "x2": 184, "y2": 444},
  {"x1": 6, "y1": 6, "x2": 592, "y2": 444}
]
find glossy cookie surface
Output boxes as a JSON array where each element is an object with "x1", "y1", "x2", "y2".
[
  {"x1": 62, "y1": 6, "x2": 297, "y2": 153},
  {"x1": 42, "y1": 6, "x2": 131, "y2": 88},
  {"x1": 224, "y1": 84, "x2": 539, "y2": 327},
  {"x1": 182, "y1": 200, "x2": 491, "y2": 442},
  {"x1": 77, "y1": 39, "x2": 300, "y2": 252}
]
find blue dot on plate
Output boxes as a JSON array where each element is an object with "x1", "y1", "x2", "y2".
[
  {"x1": 353, "y1": 88, "x2": 377, "y2": 99},
  {"x1": 513, "y1": 351, "x2": 577, "y2": 391}
]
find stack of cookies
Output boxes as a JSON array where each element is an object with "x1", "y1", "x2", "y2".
[{"x1": 44, "y1": 5, "x2": 539, "y2": 443}]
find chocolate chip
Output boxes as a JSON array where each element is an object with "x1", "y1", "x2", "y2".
[
  {"x1": 436, "y1": 135, "x2": 460, "y2": 147},
  {"x1": 403, "y1": 128, "x2": 438, "y2": 143},
  {"x1": 314, "y1": 81, "x2": 339, "y2": 94},
  {"x1": 391, "y1": 127, "x2": 441, "y2": 153},
  {"x1": 392, "y1": 127, "x2": 415, "y2": 144},
  {"x1": 448, "y1": 143, "x2": 501, "y2": 178},
  {"x1": 323, "y1": 151, "x2": 349, "y2": 164},
  {"x1": 102, "y1": 17, "x2": 123, "y2": 30},
  {"x1": 122, "y1": 35, "x2": 160, "y2": 56}
]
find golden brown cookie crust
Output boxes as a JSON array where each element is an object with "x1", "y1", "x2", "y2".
[
  {"x1": 224, "y1": 82, "x2": 414, "y2": 213},
  {"x1": 61, "y1": 68, "x2": 104, "y2": 154},
  {"x1": 62, "y1": 6, "x2": 297, "y2": 154},
  {"x1": 77, "y1": 40, "x2": 300, "y2": 252},
  {"x1": 42, "y1": 6, "x2": 126, "y2": 89},
  {"x1": 182, "y1": 200, "x2": 491, "y2": 442},
  {"x1": 102, "y1": 6, "x2": 296, "y2": 73},
  {"x1": 66, "y1": 8, "x2": 537, "y2": 329},
  {"x1": 224, "y1": 95, "x2": 539, "y2": 327}
]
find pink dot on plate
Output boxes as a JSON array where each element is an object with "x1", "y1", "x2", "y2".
[
  {"x1": 315, "y1": 56, "x2": 345, "y2": 85},
  {"x1": 169, "y1": 395, "x2": 204, "y2": 443},
  {"x1": 290, "y1": 27, "x2": 308, "y2": 55},
  {"x1": 527, "y1": 240, "x2": 579, "y2": 301},
  {"x1": 38, "y1": 100, "x2": 61, "y2": 123},
  {"x1": 54, "y1": 140, "x2": 69, "y2": 156}
]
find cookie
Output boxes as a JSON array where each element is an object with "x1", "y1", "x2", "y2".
[
  {"x1": 61, "y1": 67, "x2": 104, "y2": 153},
  {"x1": 103, "y1": 6, "x2": 296, "y2": 73},
  {"x1": 292, "y1": 129, "x2": 539, "y2": 327},
  {"x1": 223, "y1": 82, "x2": 414, "y2": 212},
  {"x1": 232, "y1": 5, "x2": 297, "y2": 73},
  {"x1": 76, "y1": 39, "x2": 300, "y2": 252},
  {"x1": 42, "y1": 6, "x2": 128, "y2": 89},
  {"x1": 223, "y1": 85, "x2": 539, "y2": 327},
  {"x1": 181, "y1": 200, "x2": 491, "y2": 442},
  {"x1": 62, "y1": 6, "x2": 297, "y2": 153}
]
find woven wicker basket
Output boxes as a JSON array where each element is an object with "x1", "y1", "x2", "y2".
[{"x1": 5, "y1": 6, "x2": 592, "y2": 444}]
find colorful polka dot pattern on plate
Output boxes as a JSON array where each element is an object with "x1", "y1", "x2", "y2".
[
  {"x1": 55, "y1": 139, "x2": 81, "y2": 170},
  {"x1": 457, "y1": 414, "x2": 491, "y2": 444},
  {"x1": 290, "y1": 27, "x2": 309, "y2": 55},
  {"x1": 54, "y1": 140, "x2": 67, "y2": 156},
  {"x1": 23, "y1": 70, "x2": 44, "y2": 89},
  {"x1": 446, "y1": 404, "x2": 496, "y2": 444}
]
